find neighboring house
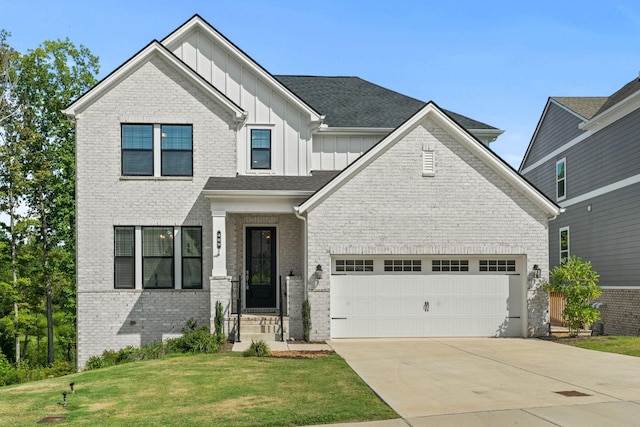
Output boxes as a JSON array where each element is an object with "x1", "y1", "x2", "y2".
[
  {"x1": 64, "y1": 14, "x2": 560, "y2": 368},
  {"x1": 520, "y1": 77, "x2": 640, "y2": 335}
]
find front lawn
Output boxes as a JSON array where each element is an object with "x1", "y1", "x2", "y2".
[
  {"x1": 0, "y1": 352, "x2": 397, "y2": 426},
  {"x1": 562, "y1": 335, "x2": 640, "y2": 357}
]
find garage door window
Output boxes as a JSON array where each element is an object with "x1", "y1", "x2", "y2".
[
  {"x1": 432, "y1": 260, "x2": 469, "y2": 272},
  {"x1": 384, "y1": 260, "x2": 421, "y2": 272},
  {"x1": 335, "y1": 259, "x2": 373, "y2": 272},
  {"x1": 479, "y1": 260, "x2": 516, "y2": 272}
]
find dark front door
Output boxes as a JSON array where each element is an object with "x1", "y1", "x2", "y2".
[{"x1": 246, "y1": 227, "x2": 276, "y2": 308}]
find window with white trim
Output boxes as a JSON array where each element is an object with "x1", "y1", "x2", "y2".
[
  {"x1": 479, "y1": 260, "x2": 516, "y2": 272},
  {"x1": 181, "y1": 227, "x2": 202, "y2": 289},
  {"x1": 142, "y1": 227, "x2": 175, "y2": 289},
  {"x1": 384, "y1": 260, "x2": 422, "y2": 272},
  {"x1": 251, "y1": 129, "x2": 271, "y2": 170},
  {"x1": 556, "y1": 158, "x2": 566, "y2": 201},
  {"x1": 432, "y1": 260, "x2": 469, "y2": 272},
  {"x1": 559, "y1": 227, "x2": 570, "y2": 262},
  {"x1": 335, "y1": 259, "x2": 373, "y2": 272}
]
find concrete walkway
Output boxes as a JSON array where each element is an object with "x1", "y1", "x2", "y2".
[
  {"x1": 231, "y1": 340, "x2": 332, "y2": 352},
  {"x1": 313, "y1": 338, "x2": 640, "y2": 427}
]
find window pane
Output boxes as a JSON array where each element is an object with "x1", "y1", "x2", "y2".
[
  {"x1": 557, "y1": 181, "x2": 565, "y2": 198},
  {"x1": 143, "y1": 258, "x2": 173, "y2": 288},
  {"x1": 122, "y1": 124, "x2": 153, "y2": 149},
  {"x1": 251, "y1": 129, "x2": 271, "y2": 169},
  {"x1": 115, "y1": 227, "x2": 134, "y2": 257},
  {"x1": 161, "y1": 125, "x2": 192, "y2": 150},
  {"x1": 115, "y1": 258, "x2": 135, "y2": 289},
  {"x1": 162, "y1": 151, "x2": 192, "y2": 176},
  {"x1": 182, "y1": 227, "x2": 202, "y2": 257},
  {"x1": 123, "y1": 150, "x2": 153, "y2": 176},
  {"x1": 183, "y1": 258, "x2": 202, "y2": 289},
  {"x1": 560, "y1": 230, "x2": 569, "y2": 251},
  {"x1": 557, "y1": 161, "x2": 565, "y2": 180},
  {"x1": 143, "y1": 227, "x2": 174, "y2": 257}
]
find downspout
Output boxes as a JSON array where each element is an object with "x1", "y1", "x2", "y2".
[{"x1": 294, "y1": 206, "x2": 308, "y2": 299}]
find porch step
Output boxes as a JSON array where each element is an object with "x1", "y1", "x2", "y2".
[{"x1": 231, "y1": 314, "x2": 288, "y2": 342}]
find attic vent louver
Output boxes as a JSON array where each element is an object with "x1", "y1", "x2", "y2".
[{"x1": 422, "y1": 150, "x2": 435, "y2": 177}]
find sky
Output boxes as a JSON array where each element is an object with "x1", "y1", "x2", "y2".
[{"x1": 3, "y1": 0, "x2": 640, "y2": 168}]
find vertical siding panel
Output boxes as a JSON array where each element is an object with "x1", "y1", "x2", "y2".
[
  {"x1": 255, "y1": 80, "x2": 270, "y2": 123},
  {"x1": 226, "y1": 56, "x2": 241, "y2": 105},
  {"x1": 270, "y1": 93, "x2": 285, "y2": 174},
  {"x1": 196, "y1": 32, "x2": 212, "y2": 83},
  {"x1": 311, "y1": 137, "x2": 322, "y2": 170},
  {"x1": 335, "y1": 137, "x2": 348, "y2": 170},
  {"x1": 322, "y1": 137, "x2": 336, "y2": 170},
  {"x1": 212, "y1": 44, "x2": 226, "y2": 89},
  {"x1": 182, "y1": 32, "x2": 198, "y2": 69},
  {"x1": 242, "y1": 68, "x2": 256, "y2": 119}
]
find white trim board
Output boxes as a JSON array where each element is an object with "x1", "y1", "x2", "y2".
[
  {"x1": 559, "y1": 173, "x2": 640, "y2": 208},
  {"x1": 520, "y1": 130, "x2": 591, "y2": 175}
]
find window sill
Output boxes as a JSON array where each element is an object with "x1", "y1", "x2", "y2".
[{"x1": 120, "y1": 176, "x2": 193, "y2": 182}]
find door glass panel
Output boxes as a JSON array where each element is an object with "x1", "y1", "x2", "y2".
[{"x1": 250, "y1": 229, "x2": 272, "y2": 285}]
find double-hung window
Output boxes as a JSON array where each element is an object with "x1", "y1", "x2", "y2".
[
  {"x1": 556, "y1": 158, "x2": 566, "y2": 201},
  {"x1": 251, "y1": 129, "x2": 271, "y2": 169},
  {"x1": 161, "y1": 125, "x2": 192, "y2": 176},
  {"x1": 142, "y1": 227, "x2": 174, "y2": 289},
  {"x1": 114, "y1": 227, "x2": 135, "y2": 289},
  {"x1": 181, "y1": 227, "x2": 202, "y2": 289},
  {"x1": 121, "y1": 124, "x2": 193, "y2": 177},
  {"x1": 122, "y1": 124, "x2": 153, "y2": 176}
]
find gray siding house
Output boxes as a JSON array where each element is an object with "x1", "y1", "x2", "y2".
[
  {"x1": 65, "y1": 15, "x2": 560, "y2": 368},
  {"x1": 520, "y1": 77, "x2": 640, "y2": 335}
]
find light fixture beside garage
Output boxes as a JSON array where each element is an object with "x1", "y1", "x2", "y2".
[
  {"x1": 315, "y1": 264, "x2": 325, "y2": 279},
  {"x1": 533, "y1": 264, "x2": 541, "y2": 278}
]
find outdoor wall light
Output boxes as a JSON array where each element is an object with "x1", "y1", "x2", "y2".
[
  {"x1": 216, "y1": 231, "x2": 222, "y2": 249},
  {"x1": 315, "y1": 264, "x2": 324, "y2": 280},
  {"x1": 533, "y1": 264, "x2": 541, "y2": 279}
]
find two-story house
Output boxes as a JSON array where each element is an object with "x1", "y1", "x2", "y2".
[
  {"x1": 64, "y1": 15, "x2": 560, "y2": 368},
  {"x1": 520, "y1": 76, "x2": 640, "y2": 335}
]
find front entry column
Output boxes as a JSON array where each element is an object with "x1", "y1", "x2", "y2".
[{"x1": 211, "y1": 210, "x2": 227, "y2": 277}]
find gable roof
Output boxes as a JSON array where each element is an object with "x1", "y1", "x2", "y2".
[
  {"x1": 63, "y1": 40, "x2": 246, "y2": 120},
  {"x1": 297, "y1": 102, "x2": 560, "y2": 217},
  {"x1": 551, "y1": 97, "x2": 608, "y2": 120},
  {"x1": 275, "y1": 75, "x2": 498, "y2": 131},
  {"x1": 162, "y1": 15, "x2": 324, "y2": 125},
  {"x1": 594, "y1": 77, "x2": 640, "y2": 116}
]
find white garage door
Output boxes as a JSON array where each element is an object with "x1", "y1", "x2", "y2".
[{"x1": 330, "y1": 274, "x2": 523, "y2": 338}]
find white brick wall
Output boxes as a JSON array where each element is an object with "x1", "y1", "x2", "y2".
[
  {"x1": 306, "y1": 118, "x2": 551, "y2": 340},
  {"x1": 76, "y1": 54, "x2": 237, "y2": 368}
]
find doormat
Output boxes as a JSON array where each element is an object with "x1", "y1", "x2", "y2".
[{"x1": 554, "y1": 390, "x2": 591, "y2": 397}]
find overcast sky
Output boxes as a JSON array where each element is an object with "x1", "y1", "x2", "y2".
[{"x1": 3, "y1": 0, "x2": 640, "y2": 168}]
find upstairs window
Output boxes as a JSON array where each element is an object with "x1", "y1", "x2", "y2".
[
  {"x1": 122, "y1": 124, "x2": 153, "y2": 176},
  {"x1": 556, "y1": 158, "x2": 566, "y2": 201},
  {"x1": 251, "y1": 129, "x2": 271, "y2": 169},
  {"x1": 161, "y1": 125, "x2": 192, "y2": 176},
  {"x1": 122, "y1": 124, "x2": 193, "y2": 177}
]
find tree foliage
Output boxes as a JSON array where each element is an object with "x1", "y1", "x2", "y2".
[
  {"x1": 0, "y1": 30, "x2": 99, "y2": 366},
  {"x1": 544, "y1": 256, "x2": 602, "y2": 336}
]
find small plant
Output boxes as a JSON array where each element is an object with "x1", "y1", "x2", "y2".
[
  {"x1": 543, "y1": 255, "x2": 602, "y2": 336},
  {"x1": 243, "y1": 340, "x2": 271, "y2": 357},
  {"x1": 302, "y1": 299, "x2": 311, "y2": 342},
  {"x1": 214, "y1": 300, "x2": 226, "y2": 345}
]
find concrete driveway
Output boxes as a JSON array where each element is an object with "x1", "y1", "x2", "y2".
[{"x1": 327, "y1": 338, "x2": 640, "y2": 426}]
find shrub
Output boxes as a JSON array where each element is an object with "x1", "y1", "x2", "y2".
[
  {"x1": 167, "y1": 325, "x2": 219, "y2": 354},
  {"x1": 544, "y1": 255, "x2": 602, "y2": 336},
  {"x1": 243, "y1": 340, "x2": 271, "y2": 357},
  {"x1": 302, "y1": 299, "x2": 311, "y2": 342},
  {"x1": 0, "y1": 352, "x2": 19, "y2": 386}
]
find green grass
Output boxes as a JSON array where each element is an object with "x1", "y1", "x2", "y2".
[
  {"x1": 566, "y1": 336, "x2": 640, "y2": 357},
  {"x1": 0, "y1": 352, "x2": 397, "y2": 426}
]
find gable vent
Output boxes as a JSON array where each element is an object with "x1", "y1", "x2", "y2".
[{"x1": 422, "y1": 151, "x2": 435, "y2": 176}]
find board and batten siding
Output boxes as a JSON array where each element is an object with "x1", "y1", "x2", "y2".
[
  {"x1": 171, "y1": 28, "x2": 313, "y2": 176},
  {"x1": 521, "y1": 102, "x2": 586, "y2": 169},
  {"x1": 311, "y1": 133, "x2": 384, "y2": 170}
]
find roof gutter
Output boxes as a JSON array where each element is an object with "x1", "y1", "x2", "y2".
[{"x1": 294, "y1": 207, "x2": 309, "y2": 301}]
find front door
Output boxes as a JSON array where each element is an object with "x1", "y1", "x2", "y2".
[{"x1": 246, "y1": 227, "x2": 276, "y2": 309}]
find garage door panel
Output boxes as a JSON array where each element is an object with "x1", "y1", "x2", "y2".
[{"x1": 331, "y1": 274, "x2": 522, "y2": 338}]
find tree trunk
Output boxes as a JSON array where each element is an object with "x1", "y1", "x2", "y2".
[
  {"x1": 9, "y1": 184, "x2": 20, "y2": 363},
  {"x1": 39, "y1": 184, "x2": 54, "y2": 364}
]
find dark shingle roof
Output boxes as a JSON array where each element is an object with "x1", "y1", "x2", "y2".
[
  {"x1": 204, "y1": 171, "x2": 340, "y2": 192},
  {"x1": 552, "y1": 97, "x2": 608, "y2": 120},
  {"x1": 594, "y1": 77, "x2": 640, "y2": 116},
  {"x1": 275, "y1": 75, "x2": 496, "y2": 130}
]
